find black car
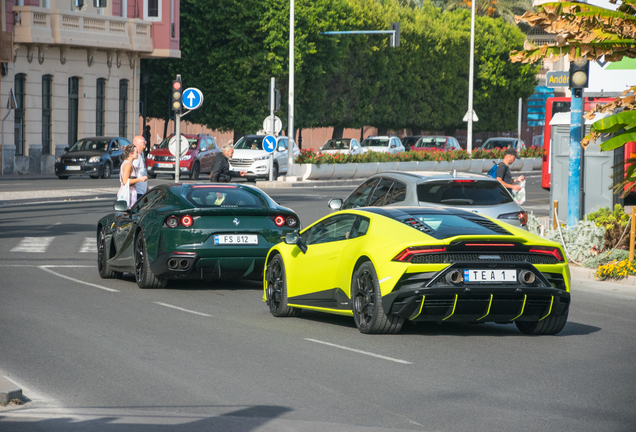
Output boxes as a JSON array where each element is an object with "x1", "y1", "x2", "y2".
[
  {"x1": 55, "y1": 137, "x2": 130, "y2": 179},
  {"x1": 401, "y1": 135, "x2": 422, "y2": 152}
]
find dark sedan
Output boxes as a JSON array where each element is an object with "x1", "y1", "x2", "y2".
[
  {"x1": 55, "y1": 137, "x2": 130, "y2": 179},
  {"x1": 97, "y1": 183, "x2": 300, "y2": 288}
]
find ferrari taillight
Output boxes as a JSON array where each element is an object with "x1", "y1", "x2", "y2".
[
  {"x1": 181, "y1": 215, "x2": 194, "y2": 227},
  {"x1": 166, "y1": 216, "x2": 179, "y2": 228},
  {"x1": 393, "y1": 246, "x2": 446, "y2": 262},
  {"x1": 286, "y1": 216, "x2": 297, "y2": 228},
  {"x1": 274, "y1": 216, "x2": 286, "y2": 227},
  {"x1": 165, "y1": 215, "x2": 194, "y2": 228},
  {"x1": 529, "y1": 246, "x2": 564, "y2": 262}
]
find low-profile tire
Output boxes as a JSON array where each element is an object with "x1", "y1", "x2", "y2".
[
  {"x1": 272, "y1": 163, "x2": 279, "y2": 181},
  {"x1": 58, "y1": 176, "x2": 69, "y2": 180},
  {"x1": 102, "y1": 163, "x2": 112, "y2": 179},
  {"x1": 97, "y1": 228, "x2": 123, "y2": 279},
  {"x1": 266, "y1": 254, "x2": 301, "y2": 317},
  {"x1": 90, "y1": 175, "x2": 100, "y2": 179},
  {"x1": 352, "y1": 261, "x2": 403, "y2": 334},
  {"x1": 515, "y1": 307, "x2": 569, "y2": 335},
  {"x1": 189, "y1": 162, "x2": 200, "y2": 180},
  {"x1": 134, "y1": 232, "x2": 167, "y2": 289}
]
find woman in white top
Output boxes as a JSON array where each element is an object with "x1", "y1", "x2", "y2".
[{"x1": 120, "y1": 144, "x2": 148, "y2": 208}]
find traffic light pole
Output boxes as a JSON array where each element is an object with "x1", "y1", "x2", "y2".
[
  {"x1": 174, "y1": 111, "x2": 181, "y2": 182},
  {"x1": 269, "y1": 77, "x2": 275, "y2": 182},
  {"x1": 567, "y1": 91, "x2": 583, "y2": 228}
]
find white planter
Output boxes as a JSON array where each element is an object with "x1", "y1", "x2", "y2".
[
  {"x1": 534, "y1": 157, "x2": 542, "y2": 170},
  {"x1": 437, "y1": 161, "x2": 452, "y2": 172},
  {"x1": 511, "y1": 158, "x2": 524, "y2": 171},
  {"x1": 469, "y1": 159, "x2": 483, "y2": 173},
  {"x1": 521, "y1": 158, "x2": 534, "y2": 171},
  {"x1": 453, "y1": 160, "x2": 471, "y2": 172},
  {"x1": 418, "y1": 161, "x2": 437, "y2": 172},
  {"x1": 332, "y1": 163, "x2": 358, "y2": 179},
  {"x1": 355, "y1": 162, "x2": 379, "y2": 178},
  {"x1": 483, "y1": 159, "x2": 501, "y2": 173},
  {"x1": 302, "y1": 163, "x2": 335, "y2": 180},
  {"x1": 292, "y1": 164, "x2": 308, "y2": 179},
  {"x1": 397, "y1": 161, "x2": 418, "y2": 172},
  {"x1": 378, "y1": 162, "x2": 398, "y2": 173}
]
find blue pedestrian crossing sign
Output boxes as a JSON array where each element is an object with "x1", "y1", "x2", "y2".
[
  {"x1": 182, "y1": 88, "x2": 203, "y2": 110},
  {"x1": 263, "y1": 135, "x2": 277, "y2": 153}
]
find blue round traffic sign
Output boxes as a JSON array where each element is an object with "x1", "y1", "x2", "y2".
[
  {"x1": 263, "y1": 135, "x2": 277, "y2": 154},
  {"x1": 182, "y1": 88, "x2": 203, "y2": 110}
]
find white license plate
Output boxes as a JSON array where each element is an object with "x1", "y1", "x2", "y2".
[
  {"x1": 214, "y1": 234, "x2": 258, "y2": 245},
  {"x1": 464, "y1": 269, "x2": 517, "y2": 283},
  {"x1": 66, "y1": 166, "x2": 81, "y2": 171},
  {"x1": 158, "y1": 163, "x2": 173, "y2": 168}
]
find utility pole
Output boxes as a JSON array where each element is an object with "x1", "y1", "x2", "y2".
[
  {"x1": 466, "y1": 0, "x2": 476, "y2": 154},
  {"x1": 568, "y1": 57, "x2": 589, "y2": 227},
  {"x1": 288, "y1": 0, "x2": 295, "y2": 176}
]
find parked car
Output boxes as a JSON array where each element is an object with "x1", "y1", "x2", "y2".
[
  {"x1": 360, "y1": 136, "x2": 405, "y2": 154},
  {"x1": 97, "y1": 183, "x2": 300, "y2": 288},
  {"x1": 328, "y1": 171, "x2": 528, "y2": 228},
  {"x1": 55, "y1": 137, "x2": 129, "y2": 179},
  {"x1": 230, "y1": 135, "x2": 300, "y2": 181},
  {"x1": 264, "y1": 206, "x2": 569, "y2": 335},
  {"x1": 320, "y1": 138, "x2": 364, "y2": 156},
  {"x1": 401, "y1": 135, "x2": 422, "y2": 152},
  {"x1": 480, "y1": 137, "x2": 526, "y2": 151},
  {"x1": 411, "y1": 136, "x2": 461, "y2": 152},
  {"x1": 146, "y1": 134, "x2": 220, "y2": 180}
]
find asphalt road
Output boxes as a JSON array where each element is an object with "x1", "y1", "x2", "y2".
[{"x1": 2, "y1": 180, "x2": 633, "y2": 431}]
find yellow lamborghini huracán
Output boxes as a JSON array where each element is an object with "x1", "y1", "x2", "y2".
[{"x1": 263, "y1": 206, "x2": 570, "y2": 335}]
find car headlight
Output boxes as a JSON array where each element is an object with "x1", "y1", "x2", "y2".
[
  {"x1": 147, "y1": 154, "x2": 155, "y2": 160},
  {"x1": 254, "y1": 155, "x2": 269, "y2": 161},
  {"x1": 89, "y1": 156, "x2": 101, "y2": 163},
  {"x1": 56, "y1": 156, "x2": 61, "y2": 163},
  {"x1": 181, "y1": 155, "x2": 192, "y2": 160}
]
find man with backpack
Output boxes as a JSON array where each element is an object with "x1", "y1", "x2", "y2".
[{"x1": 488, "y1": 149, "x2": 525, "y2": 194}]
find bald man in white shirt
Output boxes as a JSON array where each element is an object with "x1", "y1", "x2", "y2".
[{"x1": 132, "y1": 135, "x2": 148, "y2": 196}]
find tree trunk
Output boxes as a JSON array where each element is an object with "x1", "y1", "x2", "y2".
[
  {"x1": 332, "y1": 126, "x2": 344, "y2": 139},
  {"x1": 410, "y1": 128, "x2": 421, "y2": 136},
  {"x1": 163, "y1": 118, "x2": 169, "y2": 141},
  {"x1": 298, "y1": 128, "x2": 303, "y2": 149},
  {"x1": 377, "y1": 127, "x2": 388, "y2": 136},
  {"x1": 360, "y1": 127, "x2": 364, "y2": 141}
]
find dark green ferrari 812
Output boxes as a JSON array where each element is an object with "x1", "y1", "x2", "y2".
[{"x1": 97, "y1": 183, "x2": 300, "y2": 288}]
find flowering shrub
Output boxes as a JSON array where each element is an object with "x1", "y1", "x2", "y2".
[
  {"x1": 520, "y1": 146, "x2": 543, "y2": 158},
  {"x1": 470, "y1": 148, "x2": 506, "y2": 159},
  {"x1": 594, "y1": 259, "x2": 636, "y2": 280},
  {"x1": 587, "y1": 205, "x2": 632, "y2": 249}
]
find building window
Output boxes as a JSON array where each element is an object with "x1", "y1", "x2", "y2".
[
  {"x1": 96, "y1": 78, "x2": 106, "y2": 136},
  {"x1": 144, "y1": 0, "x2": 161, "y2": 21},
  {"x1": 68, "y1": 77, "x2": 79, "y2": 146},
  {"x1": 14, "y1": 74, "x2": 26, "y2": 156},
  {"x1": 119, "y1": 79, "x2": 128, "y2": 138},
  {"x1": 42, "y1": 75, "x2": 53, "y2": 154}
]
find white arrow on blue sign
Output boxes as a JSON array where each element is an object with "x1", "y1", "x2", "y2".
[
  {"x1": 182, "y1": 88, "x2": 204, "y2": 110},
  {"x1": 263, "y1": 135, "x2": 277, "y2": 154}
]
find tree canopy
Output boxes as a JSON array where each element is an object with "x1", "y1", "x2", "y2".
[{"x1": 143, "y1": 0, "x2": 537, "y2": 137}]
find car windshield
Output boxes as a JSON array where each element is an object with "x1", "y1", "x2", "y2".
[
  {"x1": 484, "y1": 140, "x2": 514, "y2": 149},
  {"x1": 322, "y1": 139, "x2": 351, "y2": 150},
  {"x1": 69, "y1": 139, "x2": 110, "y2": 152},
  {"x1": 185, "y1": 186, "x2": 266, "y2": 208},
  {"x1": 361, "y1": 138, "x2": 389, "y2": 147},
  {"x1": 234, "y1": 137, "x2": 264, "y2": 150},
  {"x1": 402, "y1": 137, "x2": 420, "y2": 147},
  {"x1": 417, "y1": 180, "x2": 513, "y2": 206},
  {"x1": 417, "y1": 137, "x2": 446, "y2": 148},
  {"x1": 158, "y1": 137, "x2": 199, "y2": 150}
]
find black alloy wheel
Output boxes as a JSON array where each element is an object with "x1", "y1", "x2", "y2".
[
  {"x1": 190, "y1": 162, "x2": 200, "y2": 180},
  {"x1": 102, "y1": 162, "x2": 112, "y2": 179},
  {"x1": 352, "y1": 262, "x2": 403, "y2": 334},
  {"x1": 58, "y1": 176, "x2": 69, "y2": 180},
  {"x1": 266, "y1": 255, "x2": 300, "y2": 317},
  {"x1": 134, "y1": 233, "x2": 167, "y2": 289},
  {"x1": 97, "y1": 229, "x2": 122, "y2": 279},
  {"x1": 272, "y1": 163, "x2": 279, "y2": 181}
]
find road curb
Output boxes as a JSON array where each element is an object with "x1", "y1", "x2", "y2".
[
  {"x1": 0, "y1": 376, "x2": 22, "y2": 406},
  {"x1": 570, "y1": 265, "x2": 636, "y2": 286}
]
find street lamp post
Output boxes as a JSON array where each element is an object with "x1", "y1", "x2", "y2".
[
  {"x1": 287, "y1": 0, "x2": 295, "y2": 176},
  {"x1": 467, "y1": 0, "x2": 476, "y2": 154}
]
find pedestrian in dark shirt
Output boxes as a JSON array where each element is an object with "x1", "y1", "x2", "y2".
[
  {"x1": 209, "y1": 144, "x2": 246, "y2": 182},
  {"x1": 496, "y1": 149, "x2": 525, "y2": 194}
]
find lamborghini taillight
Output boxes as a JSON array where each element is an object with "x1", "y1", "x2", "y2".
[
  {"x1": 393, "y1": 246, "x2": 446, "y2": 262},
  {"x1": 529, "y1": 246, "x2": 564, "y2": 262}
]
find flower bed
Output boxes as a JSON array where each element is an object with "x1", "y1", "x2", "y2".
[{"x1": 295, "y1": 146, "x2": 543, "y2": 165}]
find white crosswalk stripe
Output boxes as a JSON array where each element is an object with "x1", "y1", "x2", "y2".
[
  {"x1": 80, "y1": 237, "x2": 97, "y2": 253},
  {"x1": 11, "y1": 237, "x2": 55, "y2": 253}
]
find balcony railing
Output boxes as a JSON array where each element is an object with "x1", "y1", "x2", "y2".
[{"x1": 12, "y1": 6, "x2": 153, "y2": 53}]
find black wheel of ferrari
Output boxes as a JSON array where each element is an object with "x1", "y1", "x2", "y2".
[
  {"x1": 57, "y1": 176, "x2": 69, "y2": 180},
  {"x1": 97, "y1": 228, "x2": 122, "y2": 279},
  {"x1": 352, "y1": 262, "x2": 403, "y2": 334},
  {"x1": 102, "y1": 162, "x2": 112, "y2": 179},
  {"x1": 135, "y1": 232, "x2": 167, "y2": 289},
  {"x1": 515, "y1": 307, "x2": 569, "y2": 335},
  {"x1": 272, "y1": 163, "x2": 279, "y2": 181},
  {"x1": 189, "y1": 162, "x2": 200, "y2": 180},
  {"x1": 266, "y1": 255, "x2": 300, "y2": 317}
]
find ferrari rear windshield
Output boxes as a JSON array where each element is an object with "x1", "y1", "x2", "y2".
[
  {"x1": 417, "y1": 180, "x2": 513, "y2": 206},
  {"x1": 184, "y1": 186, "x2": 266, "y2": 208},
  {"x1": 361, "y1": 207, "x2": 511, "y2": 238}
]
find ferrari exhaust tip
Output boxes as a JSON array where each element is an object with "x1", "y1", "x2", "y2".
[
  {"x1": 520, "y1": 270, "x2": 535, "y2": 284},
  {"x1": 168, "y1": 258, "x2": 178, "y2": 269},
  {"x1": 179, "y1": 259, "x2": 190, "y2": 269},
  {"x1": 446, "y1": 270, "x2": 463, "y2": 285}
]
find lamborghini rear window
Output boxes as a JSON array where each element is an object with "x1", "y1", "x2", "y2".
[{"x1": 185, "y1": 186, "x2": 265, "y2": 208}]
